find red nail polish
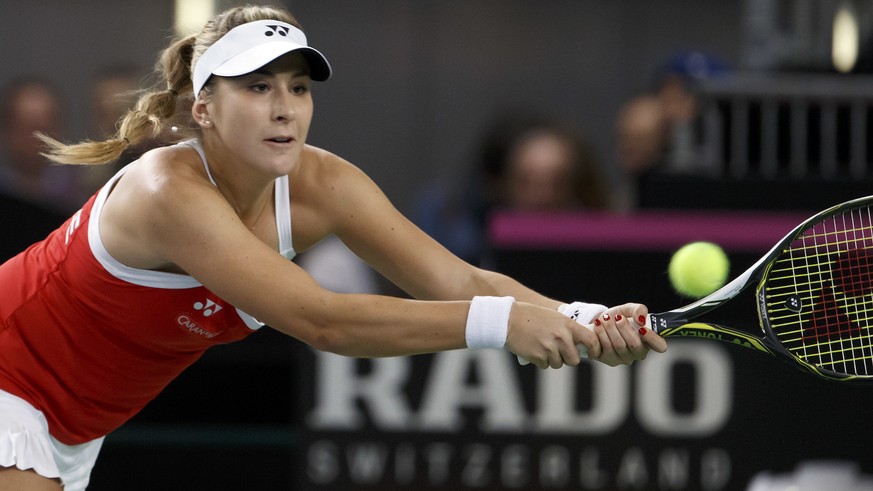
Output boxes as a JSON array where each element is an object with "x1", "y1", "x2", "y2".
[
  {"x1": 616, "y1": 314, "x2": 623, "y2": 321},
  {"x1": 594, "y1": 319, "x2": 602, "y2": 326},
  {"x1": 639, "y1": 327, "x2": 648, "y2": 335},
  {"x1": 602, "y1": 313, "x2": 610, "y2": 321},
  {"x1": 638, "y1": 315, "x2": 646, "y2": 325}
]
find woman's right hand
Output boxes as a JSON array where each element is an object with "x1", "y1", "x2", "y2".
[{"x1": 504, "y1": 302, "x2": 601, "y2": 369}]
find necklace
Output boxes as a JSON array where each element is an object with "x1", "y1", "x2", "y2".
[
  {"x1": 248, "y1": 190, "x2": 272, "y2": 231},
  {"x1": 209, "y1": 165, "x2": 273, "y2": 231}
]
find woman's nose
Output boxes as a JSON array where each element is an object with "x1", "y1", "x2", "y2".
[{"x1": 273, "y1": 91, "x2": 296, "y2": 121}]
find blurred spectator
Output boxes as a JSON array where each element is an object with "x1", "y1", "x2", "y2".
[
  {"x1": 81, "y1": 64, "x2": 149, "y2": 194},
  {"x1": 90, "y1": 64, "x2": 142, "y2": 139},
  {"x1": 615, "y1": 95, "x2": 667, "y2": 178},
  {"x1": 499, "y1": 121, "x2": 608, "y2": 211},
  {"x1": 0, "y1": 77, "x2": 69, "y2": 261},
  {"x1": 0, "y1": 76, "x2": 83, "y2": 213},
  {"x1": 416, "y1": 111, "x2": 611, "y2": 266},
  {"x1": 656, "y1": 51, "x2": 729, "y2": 172},
  {"x1": 615, "y1": 51, "x2": 730, "y2": 207}
]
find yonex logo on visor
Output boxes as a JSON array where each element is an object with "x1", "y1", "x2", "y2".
[
  {"x1": 266, "y1": 25, "x2": 290, "y2": 36},
  {"x1": 192, "y1": 19, "x2": 331, "y2": 96}
]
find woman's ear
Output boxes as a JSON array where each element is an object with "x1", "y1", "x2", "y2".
[{"x1": 191, "y1": 97, "x2": 213, "y2": 128}]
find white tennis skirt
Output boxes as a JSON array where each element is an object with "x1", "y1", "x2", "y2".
[{"x1": 0, "y1": 389, "x2": 104, "y2": 491}]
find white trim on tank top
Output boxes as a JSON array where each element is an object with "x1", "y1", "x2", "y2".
[{"x1": 87, "y1": 139, "x2": 296, "y2": 329}]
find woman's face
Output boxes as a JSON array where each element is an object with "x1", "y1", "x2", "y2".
[{"x1": 195, "y1": 52, "x2": 314, "y2": 177}]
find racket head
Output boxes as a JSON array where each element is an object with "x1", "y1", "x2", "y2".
[{"x1": 758, "y1": 195, "x2": 873, "y2": 381}]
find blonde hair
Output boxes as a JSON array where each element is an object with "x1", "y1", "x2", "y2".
[{"x1": 39, "y1": 4, "x2": 301, "y2": 165}]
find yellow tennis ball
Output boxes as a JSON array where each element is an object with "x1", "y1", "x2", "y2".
[{"x1": 668, "y1": 241, "x2": 730, "y2": 298}]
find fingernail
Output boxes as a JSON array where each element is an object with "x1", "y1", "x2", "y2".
[
  {"x1": 594, "y1": 318, "x2": 602, "y2": 326},
  {"x1": 639, "y1": 327, "x2": 648, "y2": 336},
  {"x1": 638, "y1": 315, "x2": 646, "y2": 325},
  {"x1": 616, "y1": 314, "x2": 623, "y2": 321},
  {"x1": 602, "y1": 313, "x2": 610, "y2": 321}
]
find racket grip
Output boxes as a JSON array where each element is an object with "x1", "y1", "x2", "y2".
[{"x1": 516, "y1": 323, "x2": 595, "y2": 365}]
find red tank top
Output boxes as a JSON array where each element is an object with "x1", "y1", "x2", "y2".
[{"x1": 0, "y1": 141, "x2": 294, "y2": 444}]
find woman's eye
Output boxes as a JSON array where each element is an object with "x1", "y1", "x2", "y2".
[
  {"x1": 291, "y1": 84, "x2": 309, "y2": 95},
  {"x1": 251, "y1": 83, "x2": 269, "y2": 93}
]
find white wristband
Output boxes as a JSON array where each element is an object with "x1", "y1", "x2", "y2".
[
  {"x1": 465, "y1": 296, "x2": 515, "y2": 349},
  {"x1": 558, "y1": 302, "x2": 607, "y2": 324}
]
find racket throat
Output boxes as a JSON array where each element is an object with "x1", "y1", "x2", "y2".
[
  {"x1": 648, "y1": 311, "x2": 690, "y2": 333},
  {"x1": 655, "y1": 318, "x2": 775, "y2": 354}
]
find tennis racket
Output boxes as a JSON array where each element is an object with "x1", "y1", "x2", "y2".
[{"x1": 643, "y1": 195, "x2": 873, "y2": 383}]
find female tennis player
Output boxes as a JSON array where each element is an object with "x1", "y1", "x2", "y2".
[{"x1": 0, "y1": 5, "x2": 666, "y2": 490}]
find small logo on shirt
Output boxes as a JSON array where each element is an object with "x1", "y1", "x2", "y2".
[
  {"x1": 193, "y1": 299, "x2": 223, "y2": 317},
  {"x1": 175, "y1": 299, "x2": 223, "y2": 338},
  {"x1": 176, "y1": 315, "x2": 218, "y2": 339}
]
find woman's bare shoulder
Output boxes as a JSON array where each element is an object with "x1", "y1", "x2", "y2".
[
  {"x1": 298, "y1": 144, "x2": 372, "y2": 187},
  {"x1": 106, "y1": 143, "x2": 225, "y2": 238},
  {"x1": 130, "y1": 144, "x2": 208, "y2": 188},
  {"x1": 301, "y1": 144, "x2": 354, "y2": 171}
]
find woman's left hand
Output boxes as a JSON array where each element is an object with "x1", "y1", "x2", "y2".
[{"x1": 588, "y1": 303, "x2": 667, "y2": 366}]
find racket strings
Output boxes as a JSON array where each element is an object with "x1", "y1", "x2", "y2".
[{"x1": 763, "y1": 204, "x2": 873, "y2": 377}]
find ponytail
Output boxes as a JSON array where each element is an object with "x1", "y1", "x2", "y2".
[{"x1": 39, "y1": 34, "x2": 198, "y2": 165}]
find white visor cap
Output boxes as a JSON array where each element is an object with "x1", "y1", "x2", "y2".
[{"x1": 192, "y1": 20, "x2": 331, "y2": 96}]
